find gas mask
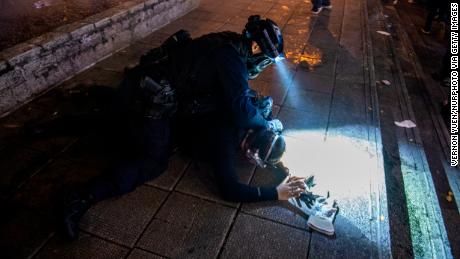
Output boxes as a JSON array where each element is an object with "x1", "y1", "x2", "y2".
[
  {"x1": 247, "y1": 52, "x2": 273, "y2": 80},
  {"x1": 241, "y1": 129, "x2": 285, "y2": 168}
]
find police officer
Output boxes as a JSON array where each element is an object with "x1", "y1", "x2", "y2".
[{"x1": 62, "y1": 15, "x2": 306, "y2": 240}]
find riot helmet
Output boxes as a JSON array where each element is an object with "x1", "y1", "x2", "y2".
[
  {"x1": 244, "y1": 15, "x2": 284, "y2": 79},
  {"x1": 241, "y1": 129, "x2": 286, "y2": 168},
  {"x1": 244, "y1": 15, "x2": 284, "y2": 59}
]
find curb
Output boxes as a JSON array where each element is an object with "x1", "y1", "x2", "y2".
[{"x1": 0, "y1": 0, "x2": 200, "y2": 118}]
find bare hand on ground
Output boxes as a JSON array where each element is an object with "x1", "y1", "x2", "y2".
[{"x1": 276, "y1": 178, "x2": 307, "y2": 200}]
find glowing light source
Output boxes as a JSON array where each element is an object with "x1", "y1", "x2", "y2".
[{"x1": 274, "y1": 55, "x2": 285, "y2": 63}]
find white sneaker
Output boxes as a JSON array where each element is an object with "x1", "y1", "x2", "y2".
[
  {"x1": 307, "y1": 201, "x2": 339, "y2": 236},
  {"x1": 311, "y1": 6, "x2": 323, "y2": 14},
  {"x1": 323, "y1": 5, "x2": 332, "y2": 10}
]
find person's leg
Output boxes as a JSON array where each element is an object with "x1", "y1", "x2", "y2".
[
  {"x1": 422, "y1": 0, "x2": 439, "y2": 33},
  {"x1": 322, "y1": 0, "x2": 332, "y2": 9},
  {"x1": 62, "y1": 117, "x2": 171, "y2": 239},
  {"x1": 311, "y1": 0, "x2": 323, "y2": 13},
  {"x1": 86, "y1": 117, "x2": 171, "y2": 201}
]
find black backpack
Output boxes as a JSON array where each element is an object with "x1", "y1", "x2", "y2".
[{"x1": 132, "y1": 30, "x2": 247, "y2": 117}]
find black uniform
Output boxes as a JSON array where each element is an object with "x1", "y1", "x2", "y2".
[{"x1": 85, "y1": 32, "x2": 278, "y2": 203}]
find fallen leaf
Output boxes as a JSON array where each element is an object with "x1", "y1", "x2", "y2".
[
  {"x1": 377, "y1": 30, "x2": 391, "y2": 36},
  {"x1": 381, "y1": 79, "x2": 391, "y2": 86},
  {"x1": 394, "y1": 120, "x2": 416, "y2": 128},
  {"x1": 446, "y1": 191, "x2": 454, "y2": 202}
]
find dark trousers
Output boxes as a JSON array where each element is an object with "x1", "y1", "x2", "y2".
[
  {"x1": 84, "y1": 74, "x2": 172, "y2": 202},
  {"x1": 423, "y1": 0, "x2": 448, "y2": 32},
  {"x1": 85, "y1": 117, "x2": 171, "y2": 202},
  {"x1": 312, "y1": 0, "x2": 331, "y2": 8}
]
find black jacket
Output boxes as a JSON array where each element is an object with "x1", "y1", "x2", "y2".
[
  {"x1": 168, "y1": 32, "x2": 277, "y2": 201},
  {"x1": 106, "y1": 32, "x2": 278, "y2": 202}
]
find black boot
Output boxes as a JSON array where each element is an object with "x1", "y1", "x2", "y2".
[{"x1": 61, "y1": 191, "x2": 93, "y2": 241}]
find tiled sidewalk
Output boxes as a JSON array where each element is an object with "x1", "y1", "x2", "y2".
[{"x1": 0, "y1": 0, "x2": 393, "y2": 258}]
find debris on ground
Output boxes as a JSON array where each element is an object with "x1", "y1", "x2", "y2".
[
  {"x1": 377, "y1": 30, "x2": 391, "y2": 36},
  {"x1": 394, "y1": 120, "x2": 417, "y2": 128}
]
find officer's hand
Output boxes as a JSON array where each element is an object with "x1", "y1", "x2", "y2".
[
  {"x1": 267, "y1": 119, "x2": 283, "y2": 132},
  {"x1": 276, "y1": 180, "x2": 307, "y2": 200}
]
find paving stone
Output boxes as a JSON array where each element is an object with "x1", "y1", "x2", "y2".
[
  {"x1": 0, "y1": 105, "x2": 53, "y2": 149},
  {"x1": 185, "y1": 8, "x2": 233, "y2": 23},
  {"x1": 137, "y1": 192, "x2": 236, "y2": 258},
  {"x1": 158, "y1": 17, "x2": 225, "y2": 38},
  {"x1": 284, "y1": 36, "x2": 308, "y2": 61},
  {"x1": 146, "y1": 151, "x2": 191, "y2": 191},
  {"x1": 13, "y1": 158, "x2": 102, "y2": 212},
  {"x1": 223, "y1": 0, "x2": 253, "y2": 11},
  {"x1": 284, "y1": 88, "x2": 331, "y2": 113},
  {"x1": 0, "y1": 146, "x2": 49, "y2": 198},
  {"x1": 308, "y1": 28, "x2": 341, "y2": 49},
  {"x1": 80, "y1": 185, "x2": 168, "y2": 247},
  {"x1": 286, "y1": 15, "x2": 315, "y2": 27},
  {"x1": 60, "y1": 67, "x2": 124, "y2": 89},
  {"x1": 327, "y1": 118, "x2": 368, "y2": 147},
  {"x1": 0, "y1": 204, "x2": 54, "y2": 259},
  {"x1": 175, "y1": 152, "x2": 255, "y2": 207},
  {"x1": 20, "y1": 134, "x2": 77, "y2": 158},
  {"x1": 315, "y1": 18, "x2": 342, "y2": 36},
  {"x1": 227, "y1": 11, "x2": 261, "y2": 28},
  {"x1": 331, "y1": 80, "x2": 366, "y2": 115},
  {"x1": 291, "y1": 70, "x2": 335, "y2": 94},
  {"x1": 298, "y1": 46, "x2": 337, "y2": 77},
  {"x1": 218, "y1": 22, "x2": 245, "y2": 33},
  {"x1": 335, "y1": 49, "x2": 364, "y2": 83},
  {"x1": 138, "y1": 31, "x2": 170, "y2": 47},
  {"x1": 127, "y1": 248, "x2": 166, "y2": 259},
  {"x1": 95, "y1": 42, "x2": 153, "y2": 72},
  {"x1": 242, "y1": 164, "x2": 310, "y2": 229},
  {"x1": 340, "y1": 29, "x2": 364, "y2": 58},
  {"x1": 220, "y1": 213, "x2": 310, "y2": 258},
  {"x1": 327, "y1": 80, "x2": 368, "y2": 141},
  {"x1": 283, "y1": 23, "x2": 315, "y2": 38},
  {"x1": 188, "y1": 20, "x2": 227, "y2": 38},
  {"x1": 175, "y1": 162, "x2": 232, "y2": 205},
  {"x1": 265, "y1": 6, "x2": 292, "y2": 27},
  {"x1": 278, "y1": 106, "x2": 329, "y2": 141},
  {"x1": 316, "y1": 10, "x2": 344, "y2": 25},
  {"x1": 249, "y1": 79, "x2": 288, "y2": 105},
  {"x1": 309, "y1": 214, "x2": 377, "y2": 259},
  {"x1": 246, "y1": 1, "x2": 275, "y2": 14},
  {"x1": 35, "y1": 233, "x2": 129, "y2": 259},
  {"x1": 256, "y1": 60, "x2": 296, "y2": 86},
  {"x1": 59, "y1": 135, "x2": 114, "y2": 169}
]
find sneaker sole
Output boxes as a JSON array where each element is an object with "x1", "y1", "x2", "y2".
[{"x1": 311, "y1": 7, "x2": 323, "y2": 14}]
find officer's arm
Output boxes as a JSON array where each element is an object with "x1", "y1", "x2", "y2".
[
  {"x1": 214, "y1": 46, "x2": 268, "y2": 129},
  {"x1": 212, "y1": 127, "x2": 278, "y2": 202}
]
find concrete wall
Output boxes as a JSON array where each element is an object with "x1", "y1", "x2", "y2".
[{"x1": 0, "y1": 0, "x2": 200, "y2": 117}]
